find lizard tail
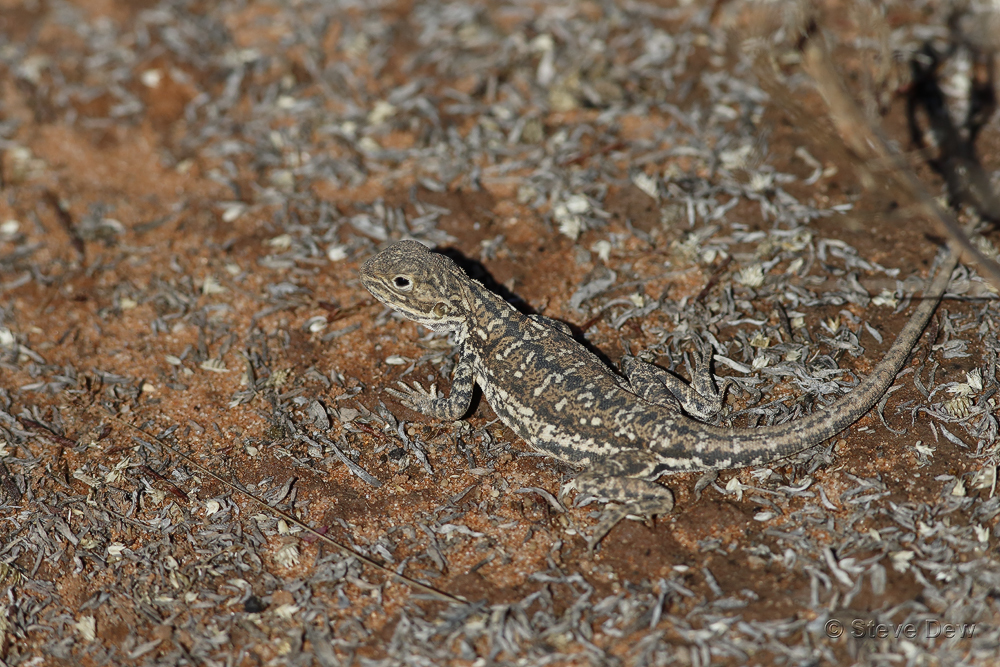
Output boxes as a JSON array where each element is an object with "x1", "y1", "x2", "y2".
[{"x1": 666, "y1": 242, "x2": 961, "y2": 472}]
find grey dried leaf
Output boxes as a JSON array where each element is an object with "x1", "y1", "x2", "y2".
[{"x1": 569, "y1": 269, "x2": 617, "y2": 311}]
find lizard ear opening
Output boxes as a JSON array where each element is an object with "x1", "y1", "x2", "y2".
[
  {"x1": 393, "y1": 275, "x2": 413, "y2": 290},
  {"x1": 432, "y1": 302, "x2": 449, "y2": 318}
]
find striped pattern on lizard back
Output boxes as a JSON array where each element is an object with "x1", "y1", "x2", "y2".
[{"x1": 462, "y1": 279, "x2": 703, "y2": 478}]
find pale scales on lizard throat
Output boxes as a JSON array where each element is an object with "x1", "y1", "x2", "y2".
[{"x1": 361, "y1": 239, "x2": 959, "y2": 545}]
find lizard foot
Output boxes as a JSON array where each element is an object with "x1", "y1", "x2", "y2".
[
  {"x1": 385, "y1": 377, "x2": 472, "y2": 421},
  {"x1": 687, "y1": 335, "x2": 732, "y2": 420},
  {"x1": 566, "y1": 473, "x2": 675, "y2": 552},
  {"x1": 621, "y1": 335, "x2": 730, "y2": 421},
  {"x1": 385, "y1": 380, "x2": 441, "y2": 413}
]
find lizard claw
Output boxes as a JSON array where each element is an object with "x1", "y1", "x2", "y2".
[
  {"x1": 386, "y1": 380, "x2": 438, "y2": 411},
  {"x1": 397, "y1": 380, "x2": 439, "y2": 398}
]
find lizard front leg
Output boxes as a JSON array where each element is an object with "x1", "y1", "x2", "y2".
[{"x1": 385, "y1": 347, "x2": 476, "y2": 421}]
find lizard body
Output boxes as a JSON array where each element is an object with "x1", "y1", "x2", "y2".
[{"x1": 361, "y1": 240, "x2": 957, "y2": 539}]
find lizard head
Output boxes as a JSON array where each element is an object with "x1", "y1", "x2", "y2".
[{"x1": 360, "y1": 240, "x2": 469, "y2": 332}]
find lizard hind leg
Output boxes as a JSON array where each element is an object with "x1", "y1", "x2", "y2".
[
  {"x1": 621, "y1": 337, "x2": 729, "y2": 421},
  {"x1": 565, "y1": 470, "x2": 675, "y2": 552}
]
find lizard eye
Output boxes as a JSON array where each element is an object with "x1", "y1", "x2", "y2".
[{"x1": 393, "y1": 276, "x2": 412, "y2": 290}]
